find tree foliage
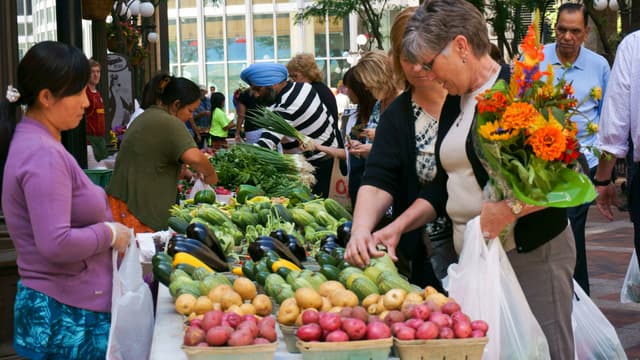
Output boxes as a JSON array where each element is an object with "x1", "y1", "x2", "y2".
[{"x1": 294, "y1": 0, "x2": 395, "y2": 50}]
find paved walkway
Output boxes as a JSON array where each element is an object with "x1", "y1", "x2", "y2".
[{"x1": 585, "y1": 205, "x2": 640, "y2": 359}]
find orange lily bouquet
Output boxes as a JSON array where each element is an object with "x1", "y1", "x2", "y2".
[{"x1": 475, "y1": 13, "x2": 597, "y2": 207}]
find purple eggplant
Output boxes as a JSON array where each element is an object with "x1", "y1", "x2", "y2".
[{"x1": 286, "y1": 234, "x2": 307, "y2": 262}]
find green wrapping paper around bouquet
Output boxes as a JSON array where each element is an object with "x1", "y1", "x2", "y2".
[{"x1": 474, "y1": 11, "x2": 597, "y2": 208}]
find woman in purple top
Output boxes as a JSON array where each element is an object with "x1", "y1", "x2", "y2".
[{"x1": 0, "y1": 41, "x2": 131, "y2": 359}]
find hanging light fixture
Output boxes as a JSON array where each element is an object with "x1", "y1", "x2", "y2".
[{"x1": 139, "y1": 2, "x2": 155, "y2": 17}]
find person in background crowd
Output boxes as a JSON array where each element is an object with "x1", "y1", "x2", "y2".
[
  {"x1": 86, "y1": 59, "x2": 108, "y2": 161},
  {"x1": 595, "y1": 30, "x2": 640, "y2": 273},
  {"x1": 1, "y1": 41, "x2": 131, "y2": 360},
  {"x1": 193, "y1": 84, "x2": 212, "y2": 149},
  {"x1": 234, "y1": 87, "x2": 261, "y2": 144},
  {"x1": 335, "y1": 80, "x2": 352, "y2": 119},
  {"x1": 346, "y1": 1, "x2": 576, "y2": 358},
  {"x1": 209, "y1": 92, "x2": 234, "y2": 150},
  {"x1": 348, "y1": 6, "x2": 457, "y2": 288},
  {"x1": 539, "y1": 2, "x2": 610, "y2": 295},
  {"x1": 241, "y1": 62, "x2": 338, "y2": 197},
  {"x1": 127, "y1": 71, "x2": 169, "y2": 128},
  {"x1": 287, "y1": 53, "x2": 339, "y2": 124},
  {"x1": 107, "y1": 75, "x2": 218, "y2": 232},
  {"x1": 347, "y1": 51, "x2": 401, "y2": 204},
  {"x1": 209, "y1": 85, "x2": 216, "y2": 99},
  {"x1": 489, "y1": 43, "x2": 505, "y2": 65}
]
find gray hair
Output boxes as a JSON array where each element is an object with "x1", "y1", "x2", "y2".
[{"x1": 403, "y1": 0, "x2": 490, "y2": 63}]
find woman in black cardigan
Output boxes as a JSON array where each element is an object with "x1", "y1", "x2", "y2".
[{"x1": 347, "y1": 7, "x2": 460, "y2": 288}]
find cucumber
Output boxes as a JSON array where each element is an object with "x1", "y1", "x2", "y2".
[{"x1": 168, "y1": 216, "x2": 189, "y2": 234}]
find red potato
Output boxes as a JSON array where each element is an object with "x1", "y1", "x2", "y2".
[
  {"x1": 450, "y1": 311, "x2": 470, "y2": 325},
  {"x1": 341, "y1": 317, "x2": 367, "y2": 340},
  {"x1": 206, "y1": 326, "x2": 230, "y2": 346},
  {"x1": 471, "y1": 329, "x2": 486, "y2": 338},
  {"x1": 416, "y1": 321, "x2": 439, "y2": 340},
  {"x1": 471, "y1": 320, "x2": 489, "y2": 333},
  {"x1": 259, "y1": 321, "x2": 277, "y2": 342},
  {"x1": 438, "y1": 327, "x2": 455, "y2": 339},
  {"x1": 190, "y1": 318, "x2": 203, "y2": 329},
  {"x1": 222, "y1": 312, "x2": 241, "y2": 328},
  {"x1": 237, "y1": 321, "x2": 259, "y2": 338},
  {"x1": 241, "y1": 314, "x2": 259, "y2": 326},
  {"x1": 253, "y1": 337, "x2": 271, "y2": 344},
  {"x1": 351, "y1": 306, "x2": 369, "y2": 323},
  {"x1": 453, "y1": 320, "x2": 472, "y2": 338},
  {"x1": 441, "y1": 300, "x2": 461, "y2": 315},
  {"x1": 429, "y1": 312, "x2": 452, "y2": 328},
  {"x1": 196, "y1": 342, "x2": 208, "y2": 347},
  {"x1": 302, "y1": 309, "x2": 320, "y2": 324},
  {"x1": 297, "y1": 323, "x2": 323, "y2": 342},
  {"x1": 319, "y1": 312, "x2": 342, "y2": 332},
  {"x1": 391, "y1": 322, "x2": 406, "y2": 336},
  {"x1": 183, "y1": 325, "x2": 206, "y2": 346},
  {"x1": 366, "y1": 321, "x2": 391, "y2": 340},
  {"x1": 412, "y1": 303, "x2": 431, "y2": 321},
  {"x1": 404, "y1": 318, "x2": 424, "y2": 329},
  {"x1": 325, "y1": 329, "x2": 350, "y2": 342},
  {"x1": 384, "y1": 310, "x2": 405, "y2": 326},
  {"x1": 227, "y1": 329, "x2": 255, "y2": 346},
  {"x1": 395, "y1": 325, "x2": 416, "y2": 341},
  {"x1": 201, "y1": 310, "x2": 224, "y2": 331}
]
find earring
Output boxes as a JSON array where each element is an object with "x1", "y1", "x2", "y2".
[{"x1": 462, "y1": 56, "x2": 467, "y2": 64}]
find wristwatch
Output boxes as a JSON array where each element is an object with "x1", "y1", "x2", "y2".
[
  {"x1": 593, "y1": 178, "x2": 611, "y2": 186},
  {"x1": 507, "y1": 199, "x2": 524, "y2": 217}
]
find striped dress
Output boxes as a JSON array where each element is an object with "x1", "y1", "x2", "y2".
[{"x1": 257, "y1": 81, "x2": 338, "y2": 161}]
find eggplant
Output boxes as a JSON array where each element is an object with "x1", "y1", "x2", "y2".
[
  {"x1": 286, "y1": 234, "x2": 307, "y2": 262},
  {"x1": 186, "y1": 222, "x2": 227, "y2": 262},
  {"x1": 270, "y1": 229, "x2": 289, "y2": 244},
  {"x1": 167, "y1": 236, "x2": 229, "y2": 272},
  {"x1": 336, "y1": 221, "x2": 352, "y2": 247},
  {"x1": 248, "y1": 236, "x2": 304, "y2": 268},
  {"x1": 320, "y1": 235, "x2": 339, "y2": 254}
]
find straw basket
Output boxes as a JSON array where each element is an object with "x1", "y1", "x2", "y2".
[
  {"x1": 278, "y1": 323, "x2": 300, "y2": 353},
  {"x1": 296, "y1": 337, "x2": 393, "y2": 360},
  {"x1": 182, "y1": 341, "x2": 278, "y2": 360},
  {"x1": 393, "y1": 337, "x2": 488, "y2": 360},
  {"x1": 82, "y1": 0, "x2": 114, "y2": 21}
]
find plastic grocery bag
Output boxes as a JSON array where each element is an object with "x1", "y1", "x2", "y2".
[
  {"x1": 106, "y1": 231, "x2": 155, "y2": 360},
  {"x1": 572, "y1": 280, "x2": 627, "y2": 359},
  {"x1": 187, "y1": 178, "x2": 214, "y2": 200},
  {"x1": 445, "y1": 216, "x2": 550, "y2": 360},
  {"x1": 621, "y1": 251, "x2": 640, "y2": 303}
]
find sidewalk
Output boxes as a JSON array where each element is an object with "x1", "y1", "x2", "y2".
[{"x1": 586, "y1": 204, "x2": 640, "y2": 359}]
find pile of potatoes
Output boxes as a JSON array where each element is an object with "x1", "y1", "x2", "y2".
[
  {"x1": 277, "y1": 282, "x2": 450, "y2": 327},
  {"x1": 175, "y1": 277, "x2": 273, "y2": 320}
]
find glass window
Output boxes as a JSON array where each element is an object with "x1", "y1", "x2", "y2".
[
  {"x1": 205, "y1": 16, "x2": 224, "y2": 61},
  {"x1": 253, "y1": 14, "x2": 274, "y2": 61},
  {"x1": 206, "y1": 63, "x2": 225, "y2": 97},
  {"x1": 179, "y1": 17, "x2": 198, "y2": 63},
  {"x1": 276, "y1": 14, "x2": 290, "y2": 59},
  {"x1": 180, "y1": 0, "x2": 197, "y2": 8},
  {"x1": 227, "y1": 62, "x2": 247, "y2": 112},
  {"x1": 167, "y1": 0, "x2": 176, "y2": 8},
  {"x1": 226, "y1": 0, "x2": 244, "y2": 4},
  {"x1": 313, "y1": 18, "x2": 327, "y2": 57},
  {"x1": 181, "y1": 64, "x2": 200, "y2": 84},
  {"x1": 328, "y1": 17, "x2": 348, "y2": 57},
  {"x1": 227, "y1": 15, "x2": 246, "y2": 61},
  {"x1": 168, "y1": 18, "x2": 177, "y2": 64},
  {"x1": 171, "y1": 65, "x2": 179, "y2": 76},
  {"x1": 253, "y1": 0, "x2": 272, "y2": 4}
]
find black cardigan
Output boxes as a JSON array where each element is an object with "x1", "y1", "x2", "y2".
[
  {"x1": 362, "y1": 90, "x2": 461, "y2": 260},
  {"x1": 421, "y1": 65, "x2": 567, "y2": 253}
]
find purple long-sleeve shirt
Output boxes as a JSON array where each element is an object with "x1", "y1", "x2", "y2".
[{"x1": 2, "y1": 117, "x2": 115, "y2": 312}]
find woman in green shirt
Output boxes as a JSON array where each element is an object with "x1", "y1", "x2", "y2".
[
  {"x1": 209, "y1": 92, "x2": 234, "y2": 149},
  {"x1": 107, "y1": 76, "x2": 218, "y2": 232}
]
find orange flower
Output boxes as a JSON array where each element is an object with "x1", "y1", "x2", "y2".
[
  {"x1": 477, "y1": 90, "x2": 509, "y2": 115},
  {"x1": 520, "y1": 24, "x2": 545, "y2": 69},
  {"x1": 527, "y1": 125, "x2": 566, "y2": 161},
  {"x1": 501, "y1": 102, "x2": 538, "y2": 130}
]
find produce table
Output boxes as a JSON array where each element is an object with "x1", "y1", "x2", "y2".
[{"x1": 150, "y1": 284, "x2": 400, "y2": 359}]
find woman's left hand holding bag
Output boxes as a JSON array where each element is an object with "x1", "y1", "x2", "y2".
[{"x1": 105, "y1": 222, "x2": 133, "y2": 252}]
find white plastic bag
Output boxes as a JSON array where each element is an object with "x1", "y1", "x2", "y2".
[
  {"x1": 187, "y1": 178, "x2": 214, "y2": 200},
  {"x1": 572, "y1": 280, "x2": 627, "y2": 359},
  {"x1": 621, "y1": 251, "x2": 640, "y2": 303},
  {"x1": 106, "y1": 231, "x2": 155, "y2": 360},
  {"x1": 445, "y1": 216, "x2": 550, "y2": 360}
]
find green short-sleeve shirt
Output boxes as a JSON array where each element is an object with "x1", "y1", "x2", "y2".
[
  {"x1": 209, "y1": 108, "x2": 231, "y2": 138},
  {"x1": 107, "y1": 106, "x2": 196, "y2": 230}
]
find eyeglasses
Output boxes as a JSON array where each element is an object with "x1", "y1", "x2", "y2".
[{"x1": 421, "y1": 44, "x2": 447, "y2": 72}]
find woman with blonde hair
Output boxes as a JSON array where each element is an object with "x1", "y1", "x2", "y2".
[{"x1": 287, "y1": 53, "x2": 338, "y2": 123}]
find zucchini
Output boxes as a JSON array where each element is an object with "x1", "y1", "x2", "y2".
[
  {"x1": 172, "y1": 252, "x2": 215, "y2": 273},
  {"x1": 241, "y1": 260, "x2": 256, "y2": 281},
  {"x1": 320, "y1": 264, "x2": 341, "y2": 281},
  {"x1": 168, "y1": 216, "x2": 190, "y2": 234},
  {"x1": 153, "y1": 261, "x2": 173, "y2": 286},
  {"x1": 174, "y1": 263, "x2": 197, "y2": 277},
  {"x1": 323, "y1": 198, "x2": 353, "y2": 221},
  {"x1": 315, "y1": 252, "x2": 339, "y2": 267},
  {"x1": 350, "y1": 276, "x2": 380, "y2": 301}
]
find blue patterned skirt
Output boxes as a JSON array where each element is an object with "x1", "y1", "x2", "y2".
[{"x1": 13, "y1": 282, "x2": 111, "y2": 360}]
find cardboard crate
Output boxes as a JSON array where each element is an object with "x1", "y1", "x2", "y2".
[
  {"x1": 182, "y1": 341, "x2": 278, "y2": 360},
  {"x1": 296, "y1": 337, "x2": 393, "y2": 360},
  {"x1": 393, "y1": 337, "x2": 488, "y2": 360}
]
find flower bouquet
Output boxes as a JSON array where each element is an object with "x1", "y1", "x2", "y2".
[{"x1": 474, "y1": 12, "x2": 597, "y2": 207}]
